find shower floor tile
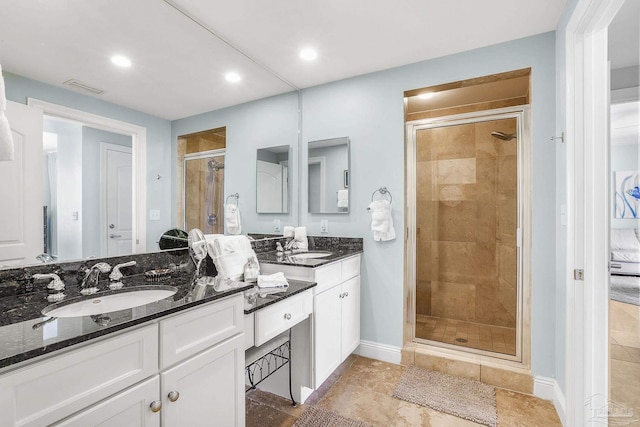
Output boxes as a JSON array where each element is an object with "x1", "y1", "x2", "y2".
[{"x1": 416, "y1": 315, "x2": 516, "y2": 356}]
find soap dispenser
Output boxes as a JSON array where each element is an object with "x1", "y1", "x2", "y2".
[{"x1": 243, "y1": 258, "x2": 259, "y2": 283}]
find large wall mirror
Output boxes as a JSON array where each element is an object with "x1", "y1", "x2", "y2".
[
  {"x1": 308, "y1": 137, "x2": 350, "y2": 214},
  {"x1": 256, "y1": 145, "x2": 290, "y2": 214}
]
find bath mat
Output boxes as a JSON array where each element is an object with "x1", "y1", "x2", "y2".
[
  {"x1": 610, "y1": 275, "x2": 640, "y2": 306},
  {"x1": 392, "y1": 366, "x2": 497, "y2": 427},
  {"x1": 292, "y1": 406, "x2": 371, "y2": 427}
]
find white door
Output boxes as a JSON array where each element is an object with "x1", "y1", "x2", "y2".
[
  {"x1": 256, "y1": 160, "x2": 283, "y2": 213},
  {"x1": 53, "y1": 376, "x2": 161, "y2": 427},
  {"x1": 161, "y1": 334, "x2": 244, "y2": 427},
  {"x1": 103, "y1": 143, "x2": 132, "y2": 257},
  {"x1": 341, "y1": 276, "x2": 361, "y2": 359},
  {"x1": 0, "y1": 101, "x2": 43, "y2": 266},
  {"x1": 313, "y1": 285, "x2": 343, "y2": 387}
]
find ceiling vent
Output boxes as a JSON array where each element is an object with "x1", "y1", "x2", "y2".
[{"x1": 63, "y1": 79, "x2": 105, "y2": 95}]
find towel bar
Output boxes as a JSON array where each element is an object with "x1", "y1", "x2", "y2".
[
  {"x1": 370, "y1": 187, "x2": 392, "y2": 205},
  {"x1": 225, "y1": 193, "x2": 240, "y2": 205}
]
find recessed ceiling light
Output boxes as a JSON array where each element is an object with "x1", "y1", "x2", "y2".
[
  {"x1": 225, "y1": 72, "x2": 241, "y2": 83},
  {"x1": 417, "y1": 92, "x2": 435, "y2": 100},
  {"x1": 299, "y1": 48, "x2": 318, "y2": 61},
  {"x1": 110, "y1": 55, "x2": 132, "y2": 68}
]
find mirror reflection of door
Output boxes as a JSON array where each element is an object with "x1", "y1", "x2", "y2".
[
  {"x1": 103, "y1": 144, "x2": 132, "y2": 257},
  {"x1": 307, "y1": 137, "x2": 350, "y2": 214},
  {"x1": 256, "y1": 145, "x2": 290, "y2": 214},
  {"x1": 41, "y1": 115, "x2": 133, "y2": 261}
]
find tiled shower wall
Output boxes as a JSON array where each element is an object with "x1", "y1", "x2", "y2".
[{"x1": 416, "y1": 118, "x2": 518, "y2": 331}]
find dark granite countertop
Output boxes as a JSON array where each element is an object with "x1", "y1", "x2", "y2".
[
  {"x1": 0, "y1": 272, "x2": 256, "y2": 370},
  {"x1": 256, "y1": 248, "x2": 363, "y2": 268},
  {"x1": 243, "y1": 280, "x2": 316, "y2": 314}
]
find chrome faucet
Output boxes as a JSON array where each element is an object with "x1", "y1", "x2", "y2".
[
  {"x1": 81, "y1": 262, "x2": 111, "y2": 295},
  {"x1": 284, "y1": 238, "x2": 299, "y2": 252},
  {"x1": 108, "y1": 261, "x2": 136, "y2": 290}
]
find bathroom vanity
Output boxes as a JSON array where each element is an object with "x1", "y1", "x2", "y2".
[{"x1": 259, "y1": 251, "x2": 362, "y2": 399}]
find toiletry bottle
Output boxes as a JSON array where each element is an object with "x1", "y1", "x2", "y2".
[{"x1": 244, "y1": 258, "x2": 259, "y2": 283}]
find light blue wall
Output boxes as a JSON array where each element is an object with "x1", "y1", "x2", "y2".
[
  {"x1": 4, "y1": 73, "x2": 172, "y2": 251},
  {"x1": 611, "y1": 144, "x2": 640, "y2": 228},
  {"x1": 554, "y1": 0, "x2": 579, "y2": 394},
  {"x1": 82, "y1": 127, "x2": 132, "y2": 257},
  {"x1": 171, "y1": 32, "x2": 558, "y2": 379},
  {"x1": 171, "y1": 92, "x2": 299, "y2": 233}
]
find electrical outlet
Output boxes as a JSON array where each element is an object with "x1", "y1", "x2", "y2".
[
  {"x1": 273, "y1": 219, "x2": 281, "y2": 232},
  {"x1": 320, "y1": 220, "x2": 329, "y2": 234},
  {"x1": 149, "y1": 210, "x2": 161, "y2": 221}
]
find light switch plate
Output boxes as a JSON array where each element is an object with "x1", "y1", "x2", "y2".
[
  {"x1": 149, "y1": 210, "x2": 161, "y2": 221},
  {"x1": 320, "y1": 220, "x2": 329, "y2": 233},
  {"x1": 273, "y1": 219, "x2": 281, "y2": 232}
]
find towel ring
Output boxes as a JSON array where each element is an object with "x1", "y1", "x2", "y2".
[
  {"x1": 225, "y1": 193, "x2": 239, "y2": 206},
  {"x1": 371, "y1": 187, "x2": 392, "y2": 203}
]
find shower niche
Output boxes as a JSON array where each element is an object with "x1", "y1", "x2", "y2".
[{"x1": 405, "y1": 69, "x2": 531, "y2": 362}]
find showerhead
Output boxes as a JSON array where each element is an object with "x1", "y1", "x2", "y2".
[
  {"x1": 491, "y1": 131, "x2": 517, "y2": 141},
  {"x1": 208, "y1": 159, "x2": 224, "y2": 170}
]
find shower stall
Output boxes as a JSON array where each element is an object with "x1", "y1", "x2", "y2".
[
  {"x1": 183, "y1": 150, "x2": 225, "y2": 234},
  {"x1": 407, "y1": 109, "x2": 529, "y2": 361}
]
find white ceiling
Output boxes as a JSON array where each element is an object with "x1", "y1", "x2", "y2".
[{"x1": 0, "y1": 0, "x2": 567, "y2": 120}]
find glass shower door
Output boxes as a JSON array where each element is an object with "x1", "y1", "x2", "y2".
[{"x1": 413, "y1": 117, "x2": 520, "y2": 357}]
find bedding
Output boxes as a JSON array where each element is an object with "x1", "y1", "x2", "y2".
[
  {"x1": 611, "y1": 249, "x2": 640, "y2": 263},
  {"x1": 610, "y1": 275, "x2": 640, "y2": 306}
]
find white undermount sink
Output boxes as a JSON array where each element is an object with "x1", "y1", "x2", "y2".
[
  {"x1": 42, "y1": 286, "x2": 177, "y2": 318},
  {"x1": 290, "y1": 251, "x2": 333, "y2": 259}
]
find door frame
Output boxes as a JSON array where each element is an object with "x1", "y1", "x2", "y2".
[
  {"x1": 563, "y1": 0, "x2": 625, "y2": 425},
  {"x1": 100, "y1": 143, "x2": 133, "y2": 256},
  {"x1": 404, "y1": 106, "x2": 532, "y2": 367},
  {"x1": 27, "y1": 98, "x2": 147, "y2": 255}
]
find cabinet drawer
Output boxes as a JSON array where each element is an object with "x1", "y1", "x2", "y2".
[
  {"x1": 160, "y1": 294, "x2": 243, "y2": 369},
  {"x1": 313, "y1": 262, "x2": 342, "y2": 294},
  {"x1": 254, "y1": 290, "x2": 312, "y2": 346},
  {"x1": 0, "y1": 324, "x2": 158, "y2": 427},
  {"x1": 341, "y1": 255, "x2": 361, "y2": 282},
  {"x1": 53, "y1": 376, "x2": 160, "y2": 427}
]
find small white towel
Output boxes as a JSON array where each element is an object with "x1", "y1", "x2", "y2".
[
  {"x1": 337, "y1": 189, "x2": 349, "y2": 208},
  {"x1": 283, "y1": 226, "x2": 295, "y2": 238},
  {"x1": 0, "y1": 64, "x2": 14, "y2": 162},
  {"x1": 257, "y1": 272, "x2": 289, "y2": 289},
  {"x1": 368, "y1": 200, "x2": 396, "y2": 242},
  {"x1": 294, "y1": 226, "x2": 309, "y2": 250},
  {"x1": 224, "y1": 203, "x2": 241, "y2": 235}
]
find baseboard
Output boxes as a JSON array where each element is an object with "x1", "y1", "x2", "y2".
[
  {"x1": 355, "y1": 340, "x2": 402, "y2": 364},
  {"x1": 533, "y1": 376, "x2": 566, "y2": 426}
]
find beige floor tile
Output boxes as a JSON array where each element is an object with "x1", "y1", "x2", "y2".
[
  {"x1": 245, "y1": 397, "x2": 298, "y2": 427},
  {"x1": 610, "y1": 359, "x2": 640, "y2": 420},
  {"x1": 391, "y1": 400, "x2": 484, "y2": 427},
  {"x1": 496, "y1": 389, "x2": 562, "y2": 427},
  {"x1": 246, "y1": 389, "x2": 306, "y2": 417},
  {"x1": 338, "y1": 357, "x2": 405, "y2": 395}
]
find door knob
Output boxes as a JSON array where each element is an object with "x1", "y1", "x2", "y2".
[
  {"x1": 109, "y1": 224, "x2": 115, "y2": 229},
  {"x1": 168, "y1": 390, "x2": 180, "y2": 402},
  {"x1": 109, "y1": 234, "x2": 122, "y2": 239},
  {"x1": 149, "y1": 400, "x2": 162, "y2": 413},
  {"x1": 284, "y1": 313, "x2": 292, "y2": 320}
]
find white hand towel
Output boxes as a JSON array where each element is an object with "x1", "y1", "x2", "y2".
[
  {"x1": 337, "y1": 190, "x2": 349, "y2": 208},
  {"x1": 283, "y1": 226, "x2": 295, "y2": 238},
  {"x1": 225, "y1": 203, "x2": 242, "y2": 235},
  {"x1": 0, "y1": 64, "x2": 14, "y2": 161},
  {"x1": 205, "y1": 234, "x2": 258, "y2": 280},
  {"x1": 368, "y1": 200, "x2": 396, "y2": 242},
  {"x1": 294, "y1": 226, "x2": 309, "y2": 250},
  {"x1": 257, "y1": 272, "x2": 289, "y2": 289}
]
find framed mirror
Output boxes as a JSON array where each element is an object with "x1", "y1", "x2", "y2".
[
  {"x1": 307, "y1": 137, "x2": 350, "y2": 214},
  {"x1": 256, "y1": 145, "x2": 291, "y2": 214}
]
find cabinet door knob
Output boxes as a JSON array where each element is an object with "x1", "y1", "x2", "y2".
[
  {"x1": 284, "y1": 313, "x2": 292, "y2": 320},
  {"x1": 168, "y1": 390, "x2": 180, "y2": 402},
  {"x1": 149, "y1": 400, "x2": 162, "y2": 413},
  {"x1": 339, "y1": 293, "x2": 344, "y2": 298},
  {"x1": 344, "y1": 292, "x2": 349, "y2": 297}
]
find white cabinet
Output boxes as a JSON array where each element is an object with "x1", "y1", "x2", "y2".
[
  {"x1": 53, "y1": 377, "x2": 160, "y2": 427},
  {"x1": 0, "y1": 294, "x2": 245, "y2": 427},
  {"x1": 260, "y1": 254, "x2": 361, "y2": 390},
  {"x1": 161, "y1": 334, "x2": 244, "y2": 427}
]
